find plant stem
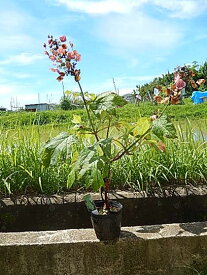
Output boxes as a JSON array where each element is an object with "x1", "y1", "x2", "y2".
[
  {"x1": 159, "y1": 101, "x2": 170, "y2": 117},
  {"x1": 77, "y1": 81, "x2": 110, "y2": 208},
  {"x1": 111, "y1": 127, "x2": 151, "y2": 162},
  {"x1": 77, "y1": 81, "x2": 99, "y2": 142},
  {"x1": 111, "y1": 102, "x2": 170, "y2": 163},
  {"x1": 104, "y1": 178, "x2": 110, "y2": 210},
  {"x1": 106, "y1": 116, "x2": 111, "y2": 138}
]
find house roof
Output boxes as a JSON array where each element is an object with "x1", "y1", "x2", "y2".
[{"x1": 25, "y1": 103, "x2": 49, "y2": 106}]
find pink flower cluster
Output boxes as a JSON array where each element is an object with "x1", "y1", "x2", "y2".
[
  {"x1": 44, "y1": 35, "x2": 81, "y2": 82},
  {"x1": 174, "y1": 73, "x2": 186, "y2": 91},
  {"x1": 154, "y1": 65, "x2": 206, "y2": 105},
  {"x1": 154, "y1": 69, "x2": 187, "y2": 105}
]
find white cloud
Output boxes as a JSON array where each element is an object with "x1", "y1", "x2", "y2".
[
  {"x1": 118, "y1": 88, "x2": 134, "y2": 96},
  {"x1": 12, "y1": 73, "x2": 34, "y2": 79},
  {"x1": 0, "y1": 83, "x2": 36, "y2": 108},
  {"x1": 0, "y1": 5, "x2": 39, "y2": 52},
  {"x1": 55, "y1": 0, "x2": 143, "y2": 14},
  {"x1": 153, "y1": 0, "x2": 207, "y2": 19},
  {"x1": 0, "y1": 68, "x2": 33, "y2": 82},
  {"x1": 54, "y1": 1, "x2": 184, "y2": 54},
  {"x1": 111, "y1": 75, "x2": 159, "y2": 92},
  {"x1": 86, "y1": 74, "x2": 159, "y2": 95},
  {"x1": 97, "y1": 12, "x2": 182, "y2": 52},
  {"x1": 0, "y1": 34, "x2": 36, "y2": 52},
  {"x1": 55, "y1": 0, "x2": 207, "y2": 18},
  {"x1": 0, "y1": 84, "x2": 15, "y2": 96},
  {"x1": 0, "y1": 53, "x2": 44, "y2": 66},
  {"x1": 116, "y1": 75, "x2": 159, "y2": 83},
  {"x1": 0, "y1": 10, "x2": 28, "y2": 32}
]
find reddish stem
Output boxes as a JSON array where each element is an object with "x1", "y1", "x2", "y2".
[{"x1": 104, "y1": 178, "x2": 110, "y2": 210}]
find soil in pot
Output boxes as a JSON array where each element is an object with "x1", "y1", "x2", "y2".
[{"x1": 91, "y1": 200, "x2": 123, "y2": 241}]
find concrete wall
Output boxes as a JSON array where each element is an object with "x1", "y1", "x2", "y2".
[
  {"x1": 1, "y1": 188, "x2": 207, "y2": 232},
  {"x1": 1, "y1": 222, "x2": 207, "y2": 275}
]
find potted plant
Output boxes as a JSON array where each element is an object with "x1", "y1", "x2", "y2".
[{"x1": 42, "y1": 35, "x2": 176, "y2": 241}]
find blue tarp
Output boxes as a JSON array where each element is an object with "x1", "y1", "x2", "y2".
[{"x1": 191, "y1": 91, "x2": 207, "y2": 104}]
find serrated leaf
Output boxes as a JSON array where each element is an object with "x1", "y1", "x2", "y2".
[
  {"x1": 132, "y1": 117, "x2": 151, "y2": 136},
  {"x1": 41, "y1": 132, "x2": 77, "y2": 167},
  {"x1": 68, "y1": 140, "x2": 111, "y2": 191},
  {"x1": 91, "y1": 92, "x2": 127, "y2": 116},
  {"x1": 71, "y1": 114, "x2": 82, "y2": 124},
  {"x1": 152, "y1": 116, "x2": 177, "y2": 140}
]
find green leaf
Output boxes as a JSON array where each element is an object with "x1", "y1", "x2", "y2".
[
  {"x1": 41, "y1": 132, "x2": 77, "y2": 167},
  {"x1": 152, "y1": 116, "x2": 177, "y2": 140},
  {"x1": 132, "y1": 117, "x2": 151, "y2": 136},
  {"x1": 91, "y1": 92, "x2": 127, "y2": 117},
  {"x1": 71, "y1": 114, "x2": 82, "y2": 124},
  {"x1": 65, "y1": 90, "x2": 71, "y2": 96},
  {"x1": 68, "y1": 139, "x2": 111, "y2": 191},
  {"x1": 71, "y1": 151, "x2": 79, "y2": 163},
  {"x1": 97, "y1": 138, "x2": 112, "y2": 159},
  {"x1": 67, "y1": 169, "x2": 76, "y2": 189},
  {"x1": 91, "y1": 169, "x2": 104, "y2": 191},
  {"x1": 89, "y1": 93, "x2": 96, "y2": 101}
]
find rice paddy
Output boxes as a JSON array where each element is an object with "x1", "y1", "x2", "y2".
[{"x1": 0, "y1": 111, "x2": 206, "y2": 196}]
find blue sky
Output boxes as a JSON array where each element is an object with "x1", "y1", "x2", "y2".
[{"x1": 1, "y1": 0, "x2": 207, "y2": 109}]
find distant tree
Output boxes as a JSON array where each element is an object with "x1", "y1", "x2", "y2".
[
  {"x1": 60, "y1": 96, "x2": 72, "y2": 110},
  {"x1": 60, "y1": 90, "x2": 93, "y2": 110},
  {"x1": 137, "y1": 61, "x2": 207, "y2": 100}
]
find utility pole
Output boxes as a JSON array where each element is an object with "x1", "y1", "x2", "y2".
[
  {"x1": 10, "y1": 97, "x2": 13, "y2": 111},
  {"x1": 62, "y1": 81, "x2": 65, "y2": 98},
  {"x1": 112, "y1": 78, "x2": 119, "y2": 94}
]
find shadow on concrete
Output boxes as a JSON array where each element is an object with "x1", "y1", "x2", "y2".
[
  {"x1": 179, "y1": 222, "x2": 207, "y2": 235},
  {"x1": 99, "y1": 231, "x2": 139, "y2": 245},
  {"x1": 120, "y1": 230, "x2": 138, "y2": 239},
  {"x1": 136, "y1": 225, "x2": 164, "y2": 234},
  {"x1": 0, "y1": 200, "x2": 7, "y2": 207}
]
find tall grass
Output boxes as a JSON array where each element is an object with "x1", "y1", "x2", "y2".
[
  {"x1": 0, "y1": 124, "x2": 71, "y2": 196},
  {"x1": 1, "y1": 99, "x2": 207, "y2": 129},
  {"x1": 0, "y1": 109, "x2": 86, "y2": 128},
  {"x1": 112, "y1": 119, "x2": 207, "y2": 191},
  {"x1": 117, "y1": 100, "x2": 207, "y2": 122},
  {"x1": 0, "y1": 119, "x2": 206, "y2": 196}
]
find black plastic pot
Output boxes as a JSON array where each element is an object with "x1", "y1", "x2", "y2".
[{"x1": 91, "y1": 200, "x2": 123, "y2": 241}]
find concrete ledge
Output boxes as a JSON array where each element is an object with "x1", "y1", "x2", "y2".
[
  {"x1": 1, "y1": 222, "x2": 207, "y2": 275},
  {"x1": 1, "y1": 186, "x2": 207, "y2": 205},
  {"x1": 1, "y1": 188, "x2": 207, "y2": 232}
]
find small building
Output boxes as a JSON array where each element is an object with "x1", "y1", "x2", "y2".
[
  {"x1": 122, "y1": 93, "x2": 135, "y2": 103},
  {"x1": 0, "y1": 107, "x2": 7, "y2": 111},
  {"x1": 25, "y1": 103, "x2": 50, "y2": 112}
]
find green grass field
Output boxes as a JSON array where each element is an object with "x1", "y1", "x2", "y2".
[
  {"x1": 0, "y1": 100, "x2": 207, "y2": 196},
  {"x1": 1, "y1": 99, "x2": 207, "y2": 129}
]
